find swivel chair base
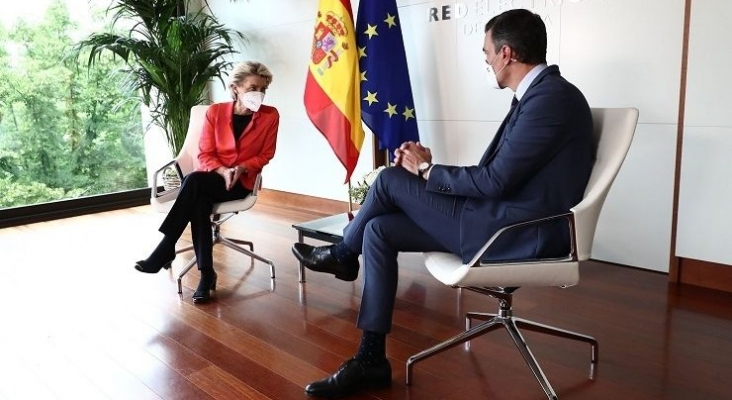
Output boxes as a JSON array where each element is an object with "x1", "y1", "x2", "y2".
[{"x1": 406, "y1": 287, "x2": 598, "y2": 400}]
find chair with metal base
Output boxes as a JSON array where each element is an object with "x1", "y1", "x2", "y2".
[
  {"x1": 406, "y1": 107, "x2": 639, "y2": 399},
  {"x1": 150, "y1": 105, "x2": 275, "y2": 294}
]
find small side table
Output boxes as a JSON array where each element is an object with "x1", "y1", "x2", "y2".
[{"x1": 292, "y1": 212, "x2": 355, "y2": 282}]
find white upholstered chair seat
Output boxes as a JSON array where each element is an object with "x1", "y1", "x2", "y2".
[
  {"x1": 424, "y1": 252, "x2": 578, "y2": 288},
  {"x1": 212, "y1": 196, "x2": 257, "y2": 215}
]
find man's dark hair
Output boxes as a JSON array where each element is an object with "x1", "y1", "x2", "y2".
[{"x1": 484, "y1": 9, "x2": 547, "y2": 65}]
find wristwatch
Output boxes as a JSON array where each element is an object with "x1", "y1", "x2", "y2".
[{"x1": 418, "y1": 162, "x2": 432, "y2": 178}]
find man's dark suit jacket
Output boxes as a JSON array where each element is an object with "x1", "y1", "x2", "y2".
[{"x1": 427, "y1": 65, "x2": 594, "y2": 263}]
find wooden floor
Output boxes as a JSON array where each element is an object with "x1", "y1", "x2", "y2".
[{"x1": 1, "y1": 203, "x2": 732, "y2": 400}]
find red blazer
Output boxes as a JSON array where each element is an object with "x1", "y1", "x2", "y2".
[{"x1": 197, "y1": 101, "x2": 279, "y2": 190}]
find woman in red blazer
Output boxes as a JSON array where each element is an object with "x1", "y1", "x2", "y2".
[{"x1": 135, "y1": 61, "x2": 279, "y2": 304}]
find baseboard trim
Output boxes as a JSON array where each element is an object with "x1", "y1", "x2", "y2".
[
  {"x1": 679, "y1": 257, "x2": 732, "y2": 293},
  {"x1": 0, "y1": 188, "x2": 350, "y2": 228},
  {"x1": 258, "y1": 188, "x2": 353, "y2": 216},
  {"x1": 0, "y1": 188, "x2": 150, "y2": 229}
]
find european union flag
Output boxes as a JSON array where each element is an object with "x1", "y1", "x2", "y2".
[{"x1": 356, "y1": 0, "x2": 419, "y2": 156}]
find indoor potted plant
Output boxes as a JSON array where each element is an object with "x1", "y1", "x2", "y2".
[
  {"x1": 75, "y1": 0, "x2": 243, "y2": 159},
  {"x1": 348, "y1": 166, "x2": 387, "y2": 205}
]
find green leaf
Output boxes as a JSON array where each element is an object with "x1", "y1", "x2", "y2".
[{"x1": 74, "y1": 0, "x2": 244, "y2": 156}]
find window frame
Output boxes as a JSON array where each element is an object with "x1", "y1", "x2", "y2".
[{"x1": 0, "y1": 188, "x2": 150, "y2": 229}]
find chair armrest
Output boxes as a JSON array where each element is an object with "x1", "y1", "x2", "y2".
[
  {"x1": 251, "y1": 173, "x2": 262, "y2": 196},
  {"x1": 151, "y1": 160, "x2": 182, "y2": 199},
  {"x1": 467, "y1": 211, "x2": 577, "y2": 267}
]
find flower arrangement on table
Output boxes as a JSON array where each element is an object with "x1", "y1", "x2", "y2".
[{"x1": 348, "y1": 166, "x2": 387, "y2": 205}]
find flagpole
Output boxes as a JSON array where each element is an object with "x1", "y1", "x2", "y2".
[{"x1": 347, "y1": 180, "x2": 354, "y2": 213}]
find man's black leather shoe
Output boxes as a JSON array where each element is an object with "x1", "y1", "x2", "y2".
[
  {"x1": 292, "y1": 243, "x2": 359, "y2": 281},
  {"x1": 305, "y1": 357, "x2": 391, "y2": 398}
]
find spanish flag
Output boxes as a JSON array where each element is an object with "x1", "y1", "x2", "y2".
[{"x1": 304, "y1": 0, "x2": 363, "y2": 182}]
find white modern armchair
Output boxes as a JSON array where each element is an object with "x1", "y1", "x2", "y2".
[
  {"x1": 406, "y1": 107, "x2": 639, "y2": 400},
  {"x1": 150, "y1": 105, "x2": 275, "y2": 294}
]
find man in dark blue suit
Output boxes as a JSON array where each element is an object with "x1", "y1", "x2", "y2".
[{"x1": 293, "y1": 8, "x2": 594, "y2": 398}]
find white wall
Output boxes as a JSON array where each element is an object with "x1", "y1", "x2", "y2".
[
  {"x1": 676, "y1": 0, "x2": 732, "y2": 266},
  {"x1": 205, "y1": 0, "x2": 692, "y2": 272},
  {"x1": 559, "y1": 0, "x2": 684, "y2": 272}
]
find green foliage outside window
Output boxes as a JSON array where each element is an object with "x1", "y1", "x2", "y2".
[
  {"x1": 75, "y1": 0, "x2": 243, "y2": 157},
  {"x1": 0, "y1": 0, "x2": 147, "y2": 209}
]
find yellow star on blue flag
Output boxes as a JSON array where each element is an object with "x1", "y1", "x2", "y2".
[{"x1": 356, "y1": 0, "x2": 419, "y2": 155}]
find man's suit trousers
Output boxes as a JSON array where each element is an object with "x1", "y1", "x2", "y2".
[{"x1": 343, "y1": 167, "x2": 465, "y2": 334}]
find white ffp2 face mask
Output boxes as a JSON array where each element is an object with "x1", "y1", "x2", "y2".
[
  {"x1": 485, "y1": 56, "x2": 509, "y2": 89},
  {"x1": 240, "y1": 91, "x2": 265, "y2": 112}
]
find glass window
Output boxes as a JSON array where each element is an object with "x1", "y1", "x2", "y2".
[{"x1": 0, "y1": 0, "x2": 146, "y2": 210}]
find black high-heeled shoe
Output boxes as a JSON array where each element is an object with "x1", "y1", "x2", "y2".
[
  {"x1": 192, "y1": 270, "x2": 217, "y2": 303},
  {"x1": 134, "y1": 258, "x2": 173, "y2": 273}
]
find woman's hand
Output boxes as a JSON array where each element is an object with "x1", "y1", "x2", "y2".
[
  {"x1": 216, "y1": 166, "x2": 234, "y2": 190},
  {"x1": 230, "y1": 165, "x2": 247, "y2": 189}
]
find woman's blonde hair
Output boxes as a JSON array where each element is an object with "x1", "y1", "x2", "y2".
[{"x1": 229, "y1": 61, "x2": 273, "y2": 99}]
